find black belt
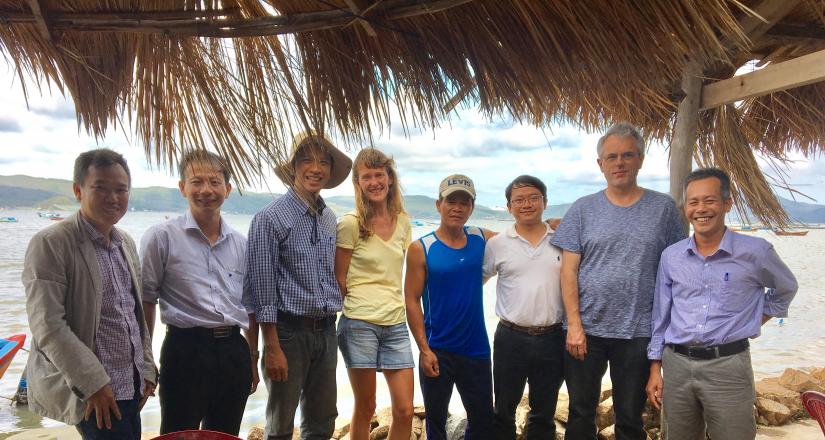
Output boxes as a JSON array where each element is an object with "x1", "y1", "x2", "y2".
[
  {"x1": 167, "y1": 325, "x2": 239, "y2": 339},
  {"x1": 499, "y1": 319, "x2": 562, "y2": 336},
  {"x1": 278, "y1": 311, "x2": 335, "y2": 331},
  {"x1": 670, "y1": 339, "x2": 749, "y2": 360}
]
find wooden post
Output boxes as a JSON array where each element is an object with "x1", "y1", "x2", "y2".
[{"x1": 670, "y1": 62, "x2": 702, "y2": 235}]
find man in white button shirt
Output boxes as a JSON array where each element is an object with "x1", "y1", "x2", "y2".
[
  {"x1": 141, "y1": 150, "x2": 257, "y2": 435},
  {"x1": 483, "y1": 175, "x2": 565, "y2": 440}
]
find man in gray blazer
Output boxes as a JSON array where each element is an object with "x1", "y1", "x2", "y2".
[{"x1": 23, "y1": 149, "x2": 157, "y2": 439}]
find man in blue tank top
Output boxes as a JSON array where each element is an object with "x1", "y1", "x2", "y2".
[{"x1": 405, "y1": 174, "x2": 496, "y2": 440}]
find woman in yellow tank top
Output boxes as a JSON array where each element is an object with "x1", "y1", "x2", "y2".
[{"x1": 335, "y1": 148, "x2": 414, "y2": 440}]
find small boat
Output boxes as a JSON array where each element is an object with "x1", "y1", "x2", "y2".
[
  {"x1": 39, "y1": 211, "x2": 64, "y2": 221},
  {"x1": 0, "y1": 334, "x2": 26, "y2": 380},
  {"x1": 731, "y1": 226, "x2": 758, "y2": 233},
  {"x1": 774, "y1": 230, "x2": 809, "y2": 236},
  {"x1": 0, "y1": 216, "x2": 18, "y2": 222}
]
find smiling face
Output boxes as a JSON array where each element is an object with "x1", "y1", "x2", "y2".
[
  {"x1": 597, "y1": 135, "x2": 644, "y2": 190},
  {"x1": 73, "y1": 164, "x2": 130, "y2": 232},
  {"x1": 356, "y1": 163, "x2": 392, "y2": 206},
  {"x1": 436, "y1": 191, "x2": 474, "y2": 228},
  {"x1": 684, "y1": 176, "x2": 732, "y2": 240},
  {"x1": 292, "y1": 145, "x2": 332, "y2": 197},
  {"x1": 179, "y1": 161, "x2": 231, "y2": 217},
  {"x1": 508, "y1": 184, "x2": 546, "y2": 225}
]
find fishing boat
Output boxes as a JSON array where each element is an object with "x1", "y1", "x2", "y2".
[
  {"x1": 38, "y1": 211, "x2": 64, "y2": 221},
  {"x1": 0, "y1": 216, "x2": 18, "y2": 222},
  {"x1": 731, "y1": 225, "x2": 758, "y2": 233},
  {"x1": 774, "y1": 230, "x2": 809, "y2": 236},
  {"x1": 0, "y1": 334, "x2": 26, "y2": 380}
]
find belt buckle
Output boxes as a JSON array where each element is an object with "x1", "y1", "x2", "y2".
[
  {"x1": 527, "y1": 327, "x2": 544, "y2": 336},
  {"x1": 213, "y1": 327, "x2": 231, "y2": 338},
  {"x1": 687, "y1": 346, "x2": 701, "y2": 359}
]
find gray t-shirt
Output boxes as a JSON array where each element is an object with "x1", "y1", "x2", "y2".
[{"x1": 551, "y1": 189, "x2": 685, "y2": 338}]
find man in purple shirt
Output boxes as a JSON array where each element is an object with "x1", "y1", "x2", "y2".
[{"x1": 646, "y1": 168, "x2": 798, "y2": 440}]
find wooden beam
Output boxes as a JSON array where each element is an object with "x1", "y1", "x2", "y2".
[
  {"x1": 344, "y1": 0, "x2": 378, "y2": 37},
  {"x1": 670, "y1": 62, "x2": 702, "y2": 234},
  {"x1": 26, "y1": 0, "x2": 53, "y2": 42},
  {"x1": 737, "y1": 0, "x2": 802, "y2": 42},
  {"x1": 700, "y1": 48, "x2": 825, "y2": 110}
]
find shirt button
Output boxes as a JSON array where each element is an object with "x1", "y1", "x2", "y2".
[
  {"x1": 704, "y1": 284, "x2": 708, "y2": 288},
  {"x1": 703, "y1": 305, "x2": 707, "y2": 308},
  {"x1": 704, "y1": 263, "x2": 709, "y2": 267}
]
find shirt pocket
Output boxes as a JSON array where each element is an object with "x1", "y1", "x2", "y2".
[{"x1": 719, "y1": 272, "x2": 752, "y2": 313}]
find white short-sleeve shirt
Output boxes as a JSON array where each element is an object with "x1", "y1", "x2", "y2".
[{"x1": 483, "y1": 223, "x2": 564, "y2": 327}]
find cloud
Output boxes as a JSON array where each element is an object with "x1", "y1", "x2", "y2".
[
  {"x1": 0, "y1": 117, "x2": 22, "y2": 132},
  {"x1": 32, "y1": 145, "x2": 62, "y2": 155},
  {"x1": 30, "y1": 100, "x2": 77, "y2": 120}
]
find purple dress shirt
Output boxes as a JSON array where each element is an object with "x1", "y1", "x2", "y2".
[
  {"x1": 648, "y1": 228, "x2": 798, "y2": 360},
  {"x1": 80, "y1": 215, "x2": 145, "y2": 400}
]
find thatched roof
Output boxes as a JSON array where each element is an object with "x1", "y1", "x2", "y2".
[{"x1": 2, "y1": 0, "x2": 825, "y2": 225}]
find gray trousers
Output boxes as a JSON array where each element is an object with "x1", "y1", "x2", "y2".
[
  {"x1": 661, "y1": 346, "x2": 756, "y2": 440},
  {"x1": 264, "y1": 321, "x2": 338, "y2": 440}
]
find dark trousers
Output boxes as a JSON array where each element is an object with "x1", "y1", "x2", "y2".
[
  {"x1": 77, "y1": 396, "x2": 141, "y2": 440},
  {"x1": 493, "y1": 323, "x2": 565, "y2": 440},
  {"x1": 264, "y1": 320, "x2": 338, "y2": 440},
  {"x1": 564, "y1": 335, "x2": 650, "y2": 440},
  {"x1": 420, "y1": 349, "x2": 494, "y2": 440},
  {"x1": 159, "y1": 326, "x2": 252, "y2": 435}
]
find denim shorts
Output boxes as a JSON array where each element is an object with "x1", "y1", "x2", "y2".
[{"x1": 337, "y1": 315, "x2": 415, "y2": 370}]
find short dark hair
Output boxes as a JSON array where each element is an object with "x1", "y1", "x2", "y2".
[
  {"x1": 683, "y1": 167, "x2": 731, "y2": 203},
  {"x1": 505, "y1": 175, "x2": 547, "y2": 203},
  {"x1": 73, "y1": 148, "x2": 131, "y2": 187},
  {"x1": 178, "y1": 150, "x2": 231, "y2": 184}
]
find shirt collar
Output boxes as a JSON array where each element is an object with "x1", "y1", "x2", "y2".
[
  {"x1": 685, "y1": 227, "x2": 734, "y2": 256},
  {"x1": 79, "y1": 212, "x2": 122, "y2": 247},
  {"x1": 183, "y1": 210, "x2": 229, "y2": 241},
  {"x1": 285, "y1": 188, "x2": 327, "y2": 216},
  {"x1": 505, "y1": 222, "x2": 553, "y2": 239}
]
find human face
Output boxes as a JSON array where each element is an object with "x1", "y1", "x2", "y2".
[
  {"x1": 356, "y1": 164, "x2": 392, "y2": 206},
  {"x1": 179, "y1": 161, "x2": 231, "y2": 217},
  {"x1": 508, "y1": 185, "x2": 546, "y2": 225},
  {"x1": 292, "y1": 146, "x2": 332, "y2": 197},
  {"x1": 436, "y1": 191, "x2": 474, "y2": 228},
  {"x1": 597, "y1": 135, "x2": 644, "y2": 190},
  {"x1": 72, "y1": 164, "x2": 130, "y2": 233},
  {"x1": 684, "y1": 177, "x2": 732, "y2": 239}
]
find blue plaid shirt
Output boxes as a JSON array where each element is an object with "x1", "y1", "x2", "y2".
[{"x1": 245, "y1": 188, "x2": 341, "y2": 323}]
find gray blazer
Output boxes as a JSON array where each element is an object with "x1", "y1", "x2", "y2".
[{"x1": 23, "y1": 212, "x2": 157, "y2": 425}]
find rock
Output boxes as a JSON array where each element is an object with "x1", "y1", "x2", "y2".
[
  {"x1": 600, "y1": 387, "x2": 613, "y2": 403},
  {"x1": 555, "y1": 393, "x2": 569, "y2": 424},
  {"x1": 445, "y1": 414, "x2": 467, "y2": 440},
  {"x1": 778, "y1": 368, "x2": 825, "y2": 393},
  {"x1": 376, "y1": 407, "x2": 394, "y2": 427},
  {"x1": 333, "y1": 418, "x2": 352, "y2": 439},
  {"x1": 756, "y1": 397, "x2": 793, "y2": 426},
  {"x1": 369, "y1": 425, "x2": 390, "y2": 440},
  {"x1": 597, "y1": 424, "x2": 615, "y2": 440},
  {"x1": 755, "y1": 379, "x2": 803, "y2": 414},
  {"x1": 810, "y1": 367, "x2": 825, "y2": 383},
  {"x1": 414, "y1": 405, "x2": 427, "y2": 418},
  {"x1": 247, "y1": 427, "x2": 264, "y2": 440},
  {"x1": 641, "y1": 401, "x2": 661, "y2": 429},
  {"x1": 412, "y1": 415, "x2": 424, "y2": 436},
  {"x1": 340, "y1": 435, "x2": 351, "y2": 440},
  {"x1": 515, "y1": 394, "x2": 530, "y2": 438},
  {"x1": 292, "y1": 428, "x2": 301, "y2": 440},
  {"x1": 596, "y1": 397, "x2": 615, "y2": 431},
  {"x1": 421, "y1": 419, "x2": 427, "y2": 440}
]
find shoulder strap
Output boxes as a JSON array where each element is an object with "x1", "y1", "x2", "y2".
[
  {"x1": 465, "y1": 225, "x2": 485, "y2": 242},
  {"x1": 419, "y1": 233, "x2": 438, "y2": 257}
]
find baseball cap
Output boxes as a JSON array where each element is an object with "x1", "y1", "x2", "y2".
[{"x1": 439, "y1": 174, "x2": 476, "y2": 199}]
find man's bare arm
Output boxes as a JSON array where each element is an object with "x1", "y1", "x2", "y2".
[
  {"x1": 404, "y1": 242, "x2": 439, "y2": 377},
  {"x1": 561, "y1": 250, "x2": 587, "y2": 360}
]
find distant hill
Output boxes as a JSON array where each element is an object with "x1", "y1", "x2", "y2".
[{"x1": 3, "y1": 174, "x2": 824, "y2": 223}]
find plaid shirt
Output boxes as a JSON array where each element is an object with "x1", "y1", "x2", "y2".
[
  {"x1": 245, "y1": 188, "x2": 342, "y2": 323},
  {"x1": 80, "y1": 215, "x2": 144, "y2": 400}
]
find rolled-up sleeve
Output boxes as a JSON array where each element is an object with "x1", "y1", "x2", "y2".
[
  {"x1": 139, "y1": 226, "x2": 166, "y2": 305},
  {"x1": 245, "y1": 211, "x2": 281, "y2": 323},
  {"x1": 759, "y1": 244, "x2": 798, "y2": 318},
  {"x1": 648, "y1": 256, "x2": 673, "y2": 360}
]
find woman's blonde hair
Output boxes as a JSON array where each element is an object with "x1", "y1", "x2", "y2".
[{"x1": 352, "y1": 148, "x2": 405, "y2": 239}]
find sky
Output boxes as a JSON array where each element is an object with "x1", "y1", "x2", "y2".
[{"x1": 1, "y1": 63, "x2": 824, "y2": 208}]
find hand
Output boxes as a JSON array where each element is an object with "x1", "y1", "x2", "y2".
[
  {"x1": 420, "y1": 350, "x2": 440, "y2": 378},
  {"x1": 84, "y1": 384, "x2": 121, "y2": 430},
  {"x1": 566, "y1": 324, "x2": 587, "y2": 361},
  {"x1": 251, "y1": 358, "x2": 261, "y2": 393},
  {"x1": 646, "y1": 364, "x2": 664, "y2": 410},
  {"x1": 265, "y1": 348, "x2": 288, "y2": 382},
  {"x1": 138, "y1": 380, "x2": 156, "y2": 410}
]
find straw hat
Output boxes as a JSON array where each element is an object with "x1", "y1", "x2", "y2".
[{"x1": 275, "y1": 131, "x2": 352, "y2": 189}]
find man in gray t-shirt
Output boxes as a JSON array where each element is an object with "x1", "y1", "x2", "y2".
[{"x1": 551, "y1": 123, "x2": 684, "y2": 440}]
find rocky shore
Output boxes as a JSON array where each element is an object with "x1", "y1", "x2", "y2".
[{"x1": 243, "y1": 367, "x2": 825, "y2": 440}]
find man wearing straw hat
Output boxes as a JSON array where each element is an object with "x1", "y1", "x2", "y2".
[
  {"x1": 245, "y1": 132, "x2": 352, "y2": 439},
  {"x1": 551, "y1": 123, "x2": 685, "y2": 439}
]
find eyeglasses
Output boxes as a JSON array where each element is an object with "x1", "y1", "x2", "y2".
[
  {"x1": 510, "y1": 195, "x2": 544, "y2": 207},
  {"x1": 602, "y1": 151, "x2": 640, "y2": 163}
]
